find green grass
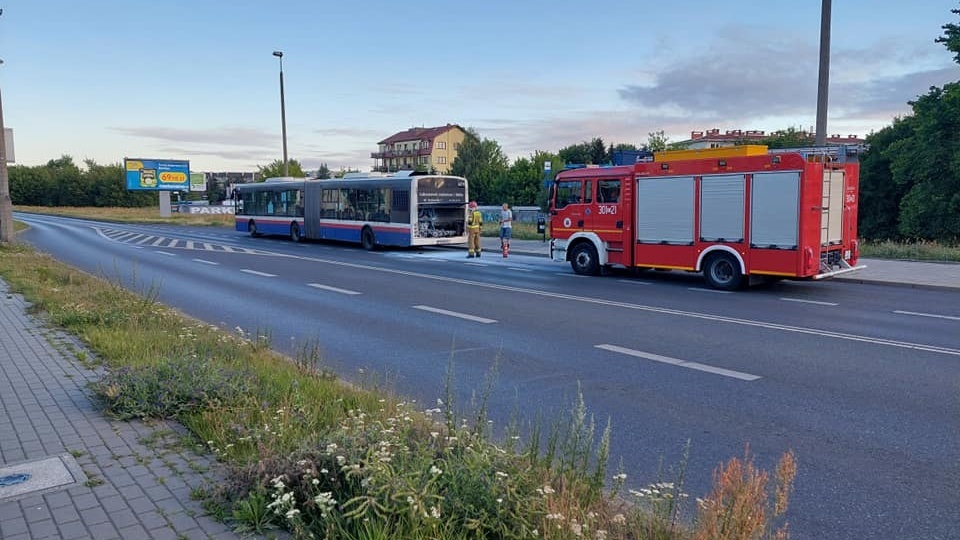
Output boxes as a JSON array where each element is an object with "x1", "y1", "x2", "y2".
[
  {"x1": 859, "y1": 239, "x2": 960, "y2": 262},
  {"x1": 0, "y1": 242, "x2": 796, "y2": 540},
  {"x1": 14, "y1": 205, "x2": 233, "y2": 227},
  {"x1": 481, "y1": 221, "x2": 548, "y2": 240}
]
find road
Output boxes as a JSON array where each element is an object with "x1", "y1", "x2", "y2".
[{"x1": 14, "y1": 212, "x2": 960, "y2": 540}]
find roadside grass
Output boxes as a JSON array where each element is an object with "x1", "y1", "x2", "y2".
[
  {"x1": 482, "y1": 221, "x2": 548, "y2": 240},
  {"x1": 13, "y1": 205, "x2": 233, "y2": 227},
  {"x1": 859, "y1": 239, "x2": 960, "y2": 262},
  {"x1": 0, "y1": 242, "x2": 796, "y2": 540}
]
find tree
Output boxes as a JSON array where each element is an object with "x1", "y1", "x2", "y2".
[
  {"x1": 857, "y1": 117, "x2": 918, "y2": 240},
  {"x1": 936, "y1": 7, "x2": 960, "y2": 63},
  {"x1": 506, "y1": 151, "x2": 561, "y2": 207},
  {"x1": 646, "y1": 130, "x2": 669, "y2": 152},
  {"x1": 316, "y1": 163, "x2": 332, "y2": 179},
  {"x1": 449, "y1": 129, "x2": 509, "y2": 204},
  {"x1": 258, "y1": 159, "x2": 305, "y2": 179},
  {"x1": 756, "y1": 127, "x2": 815, "y2": 149}
]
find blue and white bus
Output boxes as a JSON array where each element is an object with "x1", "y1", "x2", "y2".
[{"x1": 234, "y1": 171, "x2": 468, "y2": 249}]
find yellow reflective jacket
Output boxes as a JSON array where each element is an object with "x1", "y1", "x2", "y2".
[{"x1": 467, "y1": 209, "x2": 483, "y2": 230}]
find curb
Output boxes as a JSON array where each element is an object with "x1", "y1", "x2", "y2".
[{"x1": 832, "y1": 277, "x2": 960, "y2": 292}]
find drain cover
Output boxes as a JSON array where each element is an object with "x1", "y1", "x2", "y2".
[
  {"x1": 0, "y1": 454, "x2": 85, "y2": 502},
  {"x1": 0, "y1": 474, "x2": 32, "y2": 487}
]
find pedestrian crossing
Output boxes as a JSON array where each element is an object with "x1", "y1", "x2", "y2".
[{"x1": 93, "y1": 227, "x2": 275, "y2": 255}]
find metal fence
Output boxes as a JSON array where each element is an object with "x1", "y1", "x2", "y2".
[{"x1": 478, "y1": 206, "x2": 542, "y2": 224}]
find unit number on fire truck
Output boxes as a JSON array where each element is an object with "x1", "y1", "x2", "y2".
[{"x1": 598, "y1": 205, "x2": 618, "y2": 215}]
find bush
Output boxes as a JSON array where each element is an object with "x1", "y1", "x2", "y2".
[{"x1": 92, "y1": 357, "x2": 252, "y2": 420}]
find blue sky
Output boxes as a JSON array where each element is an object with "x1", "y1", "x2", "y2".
[{"x1": 2, "y1": 0, "x2": 959, "y2": 173}]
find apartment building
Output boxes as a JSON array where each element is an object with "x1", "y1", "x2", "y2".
[
  {"x1": 371, "y1": 124, "x2": 466, "y2": 174},
  {"x1": 679, "y1": 128, "x2": 865, "y2": 149}
]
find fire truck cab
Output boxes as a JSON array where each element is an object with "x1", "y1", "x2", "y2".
[{"x1": 548, "y1": 145, "x2": 864, "y2": 290}]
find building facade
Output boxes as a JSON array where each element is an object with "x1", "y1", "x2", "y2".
[
  {"x1": 371, "y1": 124, "x2": 466, "y2": 174},
  {"x1": 678, "y1": 128, "x2": 865, "y2": 149}
]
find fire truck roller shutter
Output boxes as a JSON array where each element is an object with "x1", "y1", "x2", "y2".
[
  {"x1": 636, "y1": 176, "x2": 695, "y2": 245},
  {"x1": 750, "y1": 171, "x2": 800, "y2": 249}
]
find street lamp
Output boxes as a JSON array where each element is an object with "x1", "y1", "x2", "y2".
[
  {"x1": 273, "y1": 50, "x2": 289, "y2": 177},
  {"x1": 815, "y1": 0, "x2": 831, "y2": 146}
]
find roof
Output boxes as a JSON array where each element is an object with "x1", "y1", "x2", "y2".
[
  {"x1": 679, "y1": 128, "x2": 865, "y2": 145},
  {"x1": 377, "y1": 124, "x2": 464, "y2": 145}
]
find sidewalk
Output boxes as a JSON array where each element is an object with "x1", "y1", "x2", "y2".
[
  {"x1": 0, "y1": 280, "x2": 243, "y2": 540},
  {"x1": 481, "y1": 237, "x2": 960, "y2": 291}
]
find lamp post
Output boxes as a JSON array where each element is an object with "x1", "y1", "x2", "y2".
[
  {"x1": 814, "y1": 0, "x2": 831, "y2": 146},
  {"x1": 273, "y1": 50, "x2": 289, "y2": 177}
]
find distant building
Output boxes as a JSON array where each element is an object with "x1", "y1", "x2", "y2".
[
  {"x1": 677, "y1": 128, "x2": 865, "y2": 149},
  {"x1": 371, "y1": 124, "x2": 467, "y2": 174},
  {"x1": 205, "y1": 172, "x2": 260, "y2": 200}
]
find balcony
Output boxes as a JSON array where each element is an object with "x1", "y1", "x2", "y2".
[{"x1": 371, "y1": 148, "x2": 433, "y2": 159}]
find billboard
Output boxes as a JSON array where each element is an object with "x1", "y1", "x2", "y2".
[
  {"x1": 124, "y1": 158, "x2": 190, "y2": 191},
  {"x1": 190, "y1": 172, "x2": 206, "y2": 192}
]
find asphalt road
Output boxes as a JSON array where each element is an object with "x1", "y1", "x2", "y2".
[{"x1": 15, "y1": 212, "x2": 960, "y2": 540}]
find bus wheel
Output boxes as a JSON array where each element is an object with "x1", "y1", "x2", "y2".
[
  {"x1": 570, "y1": 242, "x2": 599, "y2": 276},
  {"x1": 361, "y1": 227, "x2": 376, "y2": 251},
  {"x1": 248, "y1": 220, "x2": 260, "y2": 237},
  {"x1": 704, "y1": 253, "x2": 743, "y2": 290},
  {"x1": 290, "y1": 222, "x2": 302, "y2": 243}
]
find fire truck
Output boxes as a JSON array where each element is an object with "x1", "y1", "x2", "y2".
[{"x1": 548, "y1": 145, "x2": 864, "y2": 290}]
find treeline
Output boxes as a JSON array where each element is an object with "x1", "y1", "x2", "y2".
[{"x1": 9, "y1": 156, "x2": 155, "y2": 207}]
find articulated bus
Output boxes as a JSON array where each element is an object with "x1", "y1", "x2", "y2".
[{"x1": 234, "y1": 171, "x2": 468, "y2": 249}]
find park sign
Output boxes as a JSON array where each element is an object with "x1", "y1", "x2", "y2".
[{"x1": 124, "y1": 158, "x2": 190, "y2": 191}]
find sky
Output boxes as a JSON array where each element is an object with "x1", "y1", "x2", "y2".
[{"x1": 2, "y1": 0, "x2": 959, "y2": 174}]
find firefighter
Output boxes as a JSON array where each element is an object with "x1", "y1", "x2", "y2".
[{"x1": 466, "y1": 201, "x2": 483, "y2": 258}]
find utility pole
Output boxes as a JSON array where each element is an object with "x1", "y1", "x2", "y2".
[
  {"x1": 0, "y1": 5, "x2": 14, "y2": 244},
  {"x1": 815, "y1": 0, "x2": 832, "y2": 146}
]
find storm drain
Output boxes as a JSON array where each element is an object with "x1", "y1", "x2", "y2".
[{"x1": 0, "y1": 454, "x2": 86, "y2": 502}]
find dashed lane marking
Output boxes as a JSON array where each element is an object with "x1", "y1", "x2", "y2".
[
  {"x1": 307, "y1": 283, "x2": 362, "y2": 295},
  {"x1": 413, "y1": 305, "x2": 497, "y2": 324},
  {"x1": 595, "y1": 344, "x2": 761, "y2": 381}
]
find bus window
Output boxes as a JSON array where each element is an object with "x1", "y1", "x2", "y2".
[{"x1": 554, "y1": 180, "x2": 582, "y2": 209}]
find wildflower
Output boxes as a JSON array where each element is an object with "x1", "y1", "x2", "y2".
[
  {"x1": 497, "y1": 498, "x2": 503, "y2": 504},
  {"x1": 613, "y1": 473, "x2": 627, "y2": 482},
  {"x1": 595, "y1": 530, "x2": 608, "y2": 540},
  {"x1": 312, "y1": 478, "x2": 320, "y2": 485},
  {"x1": 285, "y1": 508, "x2": 300, "y2": 520},
  {"x1": 326, "y1": 443, "x2": 338, "y2": 453},
  {"x1": 320, "y1": 468, "x2": 328, "y2": 474},
  {"x1": 570, "y1": 522, "x2": 583, "y2": 537},
  {"x1": 336, "y1": 455, "x2": 346, "y2": 465},
  {"x1": 542, "y1": 485, "x2": 555, "y2": 495},
  {"x1": 430, "y1": 465, "x2": 443, "y2": 476},
  {"x1": 430, "y1": 506, "x2": 441, "y2": 519},
  {"x1": 495, "y1": 471, "x2": 508, "y2": 479},
  {"x1": 612, "y1": 514, "x2": 626, "y2": 525},
  {"x1": 430, "y1": 431, "x2": 439, "y2": 438},
  {"x1": 546, "y1": 513, "x2": 564, "y2": 521}
]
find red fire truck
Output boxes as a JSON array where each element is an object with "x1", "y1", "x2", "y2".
[{"x1": 548, "y1": 145, "x2": 864, "y2": 290}]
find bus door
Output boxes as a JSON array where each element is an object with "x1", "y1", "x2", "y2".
[{"x1": 553, "y1": 178, "x2": 590, "y2": 235}]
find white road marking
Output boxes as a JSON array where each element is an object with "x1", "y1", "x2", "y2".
[
  {"x1": 154, "y1": 251, "x2": 176, "y2": 257},
  {"x1": 560, "y1": 273, "x2": 588, "y2": 278},
  {"x1": 894, "y1": 310, "x2": 960, "y2": 322},
  {"x1": 240, "y1": 269, "x2": 276, "y2": 277},
  {"x1": 508, "y1": 267, "x2": 532, "y2": 272},
  {"x1": 263, "y1": 253, "x2": 960, "y2": 357},
  {"x1": 688, "y1": 287, "x2": 733, "y2": 294},
  {"x1": 307, "y1": 283, "x2": 361, "y2": 295},
  {"x1": 465, "y1": 262, "x2": 488, "y2": 267},
  {"x1": 192, "y1": 258, "x2": 219, "y2": 266},
  {"x1": 413, "y1": 305, "x2": 497, "y2": 324},
  {"x1": 617, "y1": 279, "x2": 651, "y2": 285},
  {"x1": 151, "y1": 237, "x2": 166, "y2": 247},
  {"x1": 136, "y1": 236, "x2": 155, "y2": 245},
  {"x1": 780, "y1": 297, "x2": 838, "y2": 306},
  {"x1": 595, "y1": 344, "x2": 761, "y2": 381}
]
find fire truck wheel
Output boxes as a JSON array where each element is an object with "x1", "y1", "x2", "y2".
[
  {"x1": 570, "y1": 243, "x2": 600, "y2": 276},
  {"x1": 704, "y1": 253, "x2": 743, "y2": 290}
]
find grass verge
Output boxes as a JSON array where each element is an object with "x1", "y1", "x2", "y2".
[
  {"x1": 859, "y1": 239, "x2": 960, "y2": 262},
  {"x1": 482, "y1": 221, "x2": 549, "y2": 240},
  {"x1": 0, "y1": 242, "x2": 796, "y2": 539},
  {"x1": 13, "y1": 205, "x2": 234, "y2": 227}
]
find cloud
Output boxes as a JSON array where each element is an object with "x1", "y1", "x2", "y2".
[
  {"x1": 110, "y1": 126, "x2": 277, "y2": 148},
  {"x1": 617, "y1": 26, "x2": 959, "y2": 123}
]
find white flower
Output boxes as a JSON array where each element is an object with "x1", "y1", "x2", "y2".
[
  {"x1": 430, "y1": 506, "x2": 441, "y2": 519},
  {"x1": 430, "y1": 465, "x2": 443, "y2": 475},
  {"x1": 285, "y1": 508, "x2": 300, "y2": 520},
  {"x1": 612, "y1": 514, "x2": 626, "y2": 525},
  {"x1": 613, "y1": 473, "x2": 627, "y2": 482},
  {"x1": 495, "y1": 471, "x2": 508, "y2": 479},
  {"x1": 542, "y1": 485, "x2": 555, "y2": 495},
  {"x1": 320, "y1": 468, "x2": 329, "y2": 474},
  {"x1": 312, "y1": 478, "x2": 320, "y2": 485}
]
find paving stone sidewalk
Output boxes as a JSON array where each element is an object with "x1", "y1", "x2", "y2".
[{"x1": 0, "y1": 280, "x2": 244, "y2": 540}]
